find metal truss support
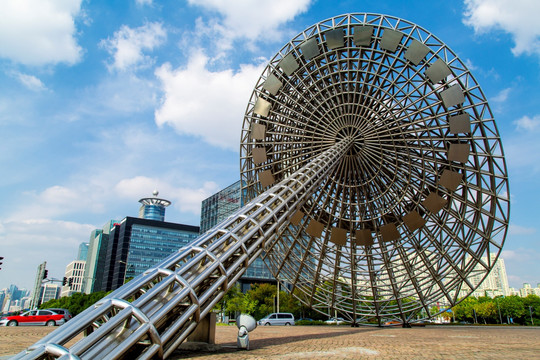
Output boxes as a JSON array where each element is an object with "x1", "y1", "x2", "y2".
[{"x1": 13, "y1": 137, "x2": 353, "y2": 360}]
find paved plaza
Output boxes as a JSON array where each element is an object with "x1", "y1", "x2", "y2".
[{"x1": 1, "y1": 325, "x2": 539, "y2": 359}]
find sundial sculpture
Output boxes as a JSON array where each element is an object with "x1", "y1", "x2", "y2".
[{"x1": 14, "y1": 13, "x2": 509, "y2": 359}]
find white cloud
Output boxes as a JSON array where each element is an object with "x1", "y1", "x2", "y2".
[
  {"x1": 188, "y1": 0, "x2": 312, "y2": 50},
  {"x1": 504, "y1": 114, "x2": 540, "y2": 172},
  {"x1": 501, "y1": 248, "x2": 540, "y2": 288},
  {"x1": 114, "y1": 176, "x2": 219, "y2": 215},
  {"x1": 0, "y1": 219, "x2": 96, "y2": 290},
  {"x1": 11, "y1": 185, "x2": 106, "y2": 222},
  {"x1": 100, "y1": 22, "x2": 167, "y2": 72},
  {"x1": 0, "y1": 0, "x2": 83, "y2": 66},
  {"x1": 154, "y1": 51, "x2": 264, "y2": 150},
  {"x1": 136, "y1": 0, "x2": 152, "y2": 5},
  {"x1": 463, "y1": 0, "x2": 540, "y2": 59},
  {"x1": 491, "y1": 87, "x2": 511, "y2": 103},
  {"x1": 513, "y1": 115, "x2": 540, "y2": 132},
  {"x1": 9, "y1": 71, "x2": 47, "y2": 92},
  {"x1": 508, "y1": 224, "x2": 536, "y2": 236}
]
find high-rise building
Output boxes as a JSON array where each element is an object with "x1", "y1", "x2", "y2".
[
  {"x1": 82, "y1": 221, "x2": 117, "y2": 294},
  {"x1": 30, "y1": 262, "x2": 47, "y2": 309},
  {"x1": 200, "y1": 181, "x2": 243, "y2": 233},
  {"x1": 466, "y1": 253, "x2": 510, "y2": 297},
  {"x1": 87, "y1": 192, "x2": 201, "y2": 292},
  {"x1": 40, "y1": 283, "x2": 61, "y2": 304},
  {"x1": 77, "y1": 242, "x2": 89, "y2": 261},
  {"x1": 138, "y1": 190, "x2": 171, "y2": 221},
  {"x1": 519, "y1": 283, "x2": 540, "y2": 297},
  {"x1": 200, "y1": 180, "x2": 275, "y2": 292},
  {"x1": 101, "y1": 216, "x2": 200, "y2": 291},
  {"x1": 61, "y1": 260, "x2": 86, "y2": 297}
]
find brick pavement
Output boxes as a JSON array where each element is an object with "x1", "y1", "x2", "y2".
[{"x1": 2, "y1": 325, "x2": 539, "y2": 359}]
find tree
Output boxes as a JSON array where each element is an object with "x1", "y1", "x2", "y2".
[
  {"x1": 214, "y1": 285, "x2": 242, "y2": 322},
  {"x1": 522, "y1": 294, "x2": 540, "y2": 325},
  {"x1": 474, "y1": 301, "x2": 497, "y2": 324},
  {"x1": 499, "y1": 295, "x2": 525, "y2": 324},
  {"x1": 227, "y1": 292, "x2": 257, "y2": 316},
  {"x1": 453, "y1": 297, "x2": 478, "y2": 322},
  {"x1": 40, "y1": 291, "x2": 110, "y2": 316},
  {"x1": 246, "y1": 283, "x2": 277, "y2": 320}
]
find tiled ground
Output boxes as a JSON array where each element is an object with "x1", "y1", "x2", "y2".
[{"x1": 2, "y1": 325, "x2": 539, "y2": 359}]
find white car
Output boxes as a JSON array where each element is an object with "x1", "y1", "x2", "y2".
[{"x1": 325, "y1": 317, "x2": 347, "y2": 325}]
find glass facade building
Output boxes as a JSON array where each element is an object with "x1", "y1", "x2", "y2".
[
  {"x1": 126, "y1": 223, "x2": 200, "y2": 278},
  {"x1": 138, "y1": 191, "x2": 171, "y2": 222},
  {"x1": 77, "y1": 242, "x2": 89, "y2": 261},
  {"x1": 82, "y1": 221, "x2": 117, "y2": 294},
  {"x1": 101, "y1": 217, "x2": 200, "y2": 291},
  {"x1": 200, "y1": 180, "x2": 275, "y2": 291}
]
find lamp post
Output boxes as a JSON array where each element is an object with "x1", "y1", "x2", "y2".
[{"x1": 497, "y1": 298, "x2": 503, "y2": 324}]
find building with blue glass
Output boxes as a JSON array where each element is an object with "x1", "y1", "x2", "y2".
[
  {"x1": 77, "y1": 242, "x2": 89, "y2": 261},
  {"x1": 200, "y1": 180, "x2": 275, "y2": 292},
  {"x1": 82, "y1": 221, "x2": 117, "y2": 294},
  {"x1": 138, "y1": 190, "x2": 171, "y2": 221},
  {"x1": 84, "y1": 192, "x2": 201, "y2": 292},
  {"x1": 102, "y1": 217, "x2": 199, "y2": 290}
]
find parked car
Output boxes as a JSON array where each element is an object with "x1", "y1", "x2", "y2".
[
  {"x1": 384, "y1": 320, "x2": 402, "y2": 326},
  {"x1": 0, "y1": 310, "x2": 65, "y2": 326},
  {"x1": 45, "y1": 308, "x2": 72, "y2": 322},
  {"x1": 325, "y1": 317, "x2": 347, "y2": 325},
  {"x1": 258, "y1": 313, "x2": 295, "y2": 326}
]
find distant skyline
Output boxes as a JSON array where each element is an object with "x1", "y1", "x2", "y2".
[{"x1": 1, "y1": 0, "x2": 540, "y2": 291}]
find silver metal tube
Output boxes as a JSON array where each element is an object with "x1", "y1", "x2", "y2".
[{"x1": 12, "y1": 137, "x2": 353, "y2": 360}]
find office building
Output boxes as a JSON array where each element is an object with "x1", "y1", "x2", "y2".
[
  {"x1": 101, "y1": 216, "x2": 200, "y2": 291},
  {"x1": 200, "y1": 180, "x2": 275, "y2": 291},
  {"x1": 30, "y1": 262, "x2": 47, "y2": 309},
  {"x1": 77, "y1": 242, "x2": 89, "y2": 261},
  {"x1": 92, "y1": 192, "x2": 200, "y2": 292},
  {"x1": 138, "y1": 190, "x2": 171, "y2": 221},
  {"x1": 82, "y1": 221, "x2": 117, "y2": 294},
  {"x1": 40, "y1": 283, "x2": 61, "y2": 304},
  {"x1": 61, "y1": 260, "x2": 86, "y2": 297}
]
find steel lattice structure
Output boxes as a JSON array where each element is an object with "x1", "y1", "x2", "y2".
[
  {"x1": 240, "y1": 13, "x2": 509, "y2": 325},
  {"x1": 13, "y1": 13, "x2": 509, "y2": 359}
]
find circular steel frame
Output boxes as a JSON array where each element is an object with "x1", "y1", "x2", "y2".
[{"x1": 240, "y1": 13, "x2": 510, "y2": 324}]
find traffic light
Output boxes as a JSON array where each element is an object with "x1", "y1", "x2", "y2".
[
  {"x1": 43, "y1": 270, "x2": 48, "y2": 279},
  {"x1": 62, "y1": 277, "x2": 67, "y2": 286},
  {"x1": 68, "y1": 277, "x2": 74, "y2": 288},
  {"x1": 0, "y1": 257, "x2": 3, "y2": 270}
]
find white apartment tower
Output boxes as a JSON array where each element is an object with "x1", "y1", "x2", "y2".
[{"x1": 468, "y1": 253, "x2": 510, "y2": 297}]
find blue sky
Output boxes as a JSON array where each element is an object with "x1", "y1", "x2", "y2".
[{"x1": 0, "y1": 0, "x2": 539, "y2": 293}]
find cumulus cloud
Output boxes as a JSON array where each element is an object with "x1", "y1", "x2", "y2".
[
  {"x1": 154, "y1": 51, "x2": 264, "y2": 150},
  {"x1": 463, "y1": 0, "x2": 540, "y2": 58},
  {"x1": 11, "y1": 185, "x2": 106, "y2": 222},
  {"x1": 115, "y1": 176, "x2": 219, "y2": 215},
  {"x1": 188, "y1": 0, "x2": 311, "y2": 50},
  {"x1": 0, "y1": 0, "x2": 83, "y2": 66},
  {"x1": 100, "y1": 22, "x2": 167, "y2": 71}
]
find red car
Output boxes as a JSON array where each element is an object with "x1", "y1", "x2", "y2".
[{"x1": 0, "y1": 309, "x2": 65, "y2": 326}]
